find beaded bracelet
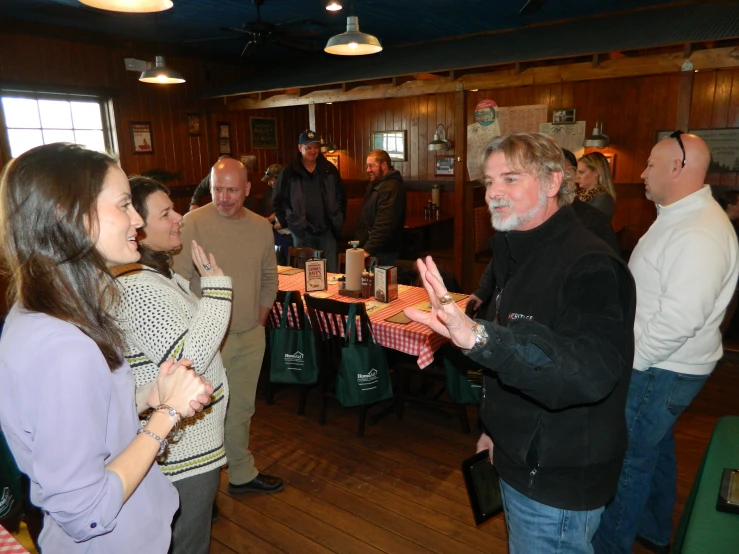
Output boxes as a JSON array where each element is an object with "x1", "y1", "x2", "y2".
[
  {"x1": 154, "y1": 404, "x2": 182, "y2": 434},
  {"x1": 137, "y1": 428, "x2": 167, "y2": 457}
]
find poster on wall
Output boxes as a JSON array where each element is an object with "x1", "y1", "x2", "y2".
[
  {"x1": 131, "y1": 122, "x2": 154, "y2": 154},
  {"x1": 250, "y1": 117, "x2": 277, "y2": 149},
  {"x1": 466, "y1": 121, "x2": 500, "y2": 181},
  {"x1": 539, "y1": 121, "x2": 586, "y2": 160},
  {"x1": 497, "y1": 105, "x2": 548, "y2": 136}
]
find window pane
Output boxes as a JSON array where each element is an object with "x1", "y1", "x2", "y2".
[
  {"x1": 7, "y1": 129, "x2": 43, "y2": 158},
  {"x1": 43, "y1": 129, "x2": 75, "y2": 144},
  {"x1": 2, "y1": 97, "x2": 40, "y2": 128},
  {"x1": 75, "y1": 130, "x2": 107, "y2": 153},
  {"x1": 39, "y1": 100, "x2": 72, "y2": 129},
  {"x1": 71, "y1": 101, "x2": 103, "y2": 130}
]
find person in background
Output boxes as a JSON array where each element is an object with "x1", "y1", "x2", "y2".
[
  {"x1": 576, "y1": 151, "x2": 616, "y2": 220},
  {"x1": 272, "y1": 130, "x2": 346, "y2": 272},
  {"x1": 173, "y1": 157, "x2": 282, "y2": 496},
  {"x1": 712, "y1": 186, "x2": 739, "y2": 227},
  {"x1": 468, "y1": 147, "x2": 620, "y2": 315},
  {"x1": 406, "y1": 133, "x2": 635, "y2": 553},
  {"x1": 115, "y1": 177, "x2": 233, "y2": 554},
  {"x1": 0, "y1": 143, "x2": 212, "y2": 553},
  {"x1": 594, "y1": 133, "x2": 739, "y2": 554},
  {"x1": 260, "y1": 163, "x2": 290, "y2": 265},
  {"x1": 355, "y1": 149, "x2": 406, "y2": 266}
]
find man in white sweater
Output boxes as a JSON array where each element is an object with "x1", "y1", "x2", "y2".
[{"x1": 594, "y1": 133, "x2": 739, "y2": 553}]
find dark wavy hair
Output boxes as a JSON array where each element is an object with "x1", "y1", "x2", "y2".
[
  {"x1": 128, "y1": 176, "x2": 173, "y2": 278},
  {"x1": 0, "y1": 143, "x2": 124, "y2": 370}
]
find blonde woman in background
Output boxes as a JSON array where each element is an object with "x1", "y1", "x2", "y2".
[{"x1": 576, "y1": 152, "x2": 616, "y2": 220}]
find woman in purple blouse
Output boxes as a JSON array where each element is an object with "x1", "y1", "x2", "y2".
[{"x1": 0, "y1": 143, "x2": 212, "y2": 553}]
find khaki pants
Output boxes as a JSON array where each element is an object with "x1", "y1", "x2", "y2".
[{"x1": 220, "y1": 325, "x2": 265, "y2": 485}]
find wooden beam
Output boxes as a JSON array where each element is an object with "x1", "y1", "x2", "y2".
[
  {"x1": 683, "y1": 43, "x2": 694, "y2": 59},
  {"x1": 225, "y1": 46, "x2": 739, "y2": 110},
  {"x1": 592, "y1": 53, "x2": 601, "y2": 67},
  {"x1": 453, "y1": 88, "x2": 468, "y2": 291}
]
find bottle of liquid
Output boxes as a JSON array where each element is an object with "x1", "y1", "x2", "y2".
[
  {"x1": 361, "y1": 270, "x2": 371, "y2": 298},
  {"x1": 431, "y1": 184, "x2": 440, "y2": 209}
]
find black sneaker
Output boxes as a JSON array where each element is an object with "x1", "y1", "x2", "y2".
[{"x1": 228, "y1": 473, "x2": 285, "y2": 495}]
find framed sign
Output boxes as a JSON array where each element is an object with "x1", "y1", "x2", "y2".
[
  {"x1": 657, "y1": 129, "x2": 739, "y2": 174},
  {"x1": 187, "y1": 113, "x2": 201, "y2": 136},
  {"x1": 131, "y1": 122, "x2": 153, "y2": 154},
  {"x1": 372, "y1": 130, "x2": 407, "y2": 161},
  {"x1": 217, "y1": 122, "x2": 231, "y2": 155},
  {"x1": 250, "y1": 117, "x2": 278, "y2": 149},
  {"x1": 552, "y1": 108, "x2": 577, "y2": 124},
  {"x1": 435, "y1": 155, "x2": 454, "y2": 176},
  {"x1": 324, "y1": 153, "x2": 340, "y2": 172}
]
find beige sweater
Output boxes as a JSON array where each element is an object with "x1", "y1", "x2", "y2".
[{"x1": 173, "y1": 203, "x2": 278, "y2": 334}]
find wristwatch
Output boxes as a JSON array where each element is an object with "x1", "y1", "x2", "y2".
[{"x1": 463, "y1": 322, "x2": 489, "y2": 353}]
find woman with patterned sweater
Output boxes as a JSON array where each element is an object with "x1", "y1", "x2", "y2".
[{"x1": 115, "y1": 177, "x2": 232, "y2": 554}]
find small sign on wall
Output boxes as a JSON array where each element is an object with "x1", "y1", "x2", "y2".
[
  {"x1": 250, "y1": 117, "x2": 278, "y2": 149},
  {"x1": 131, "y1": 122, "x2": 153, "y2": 154}
]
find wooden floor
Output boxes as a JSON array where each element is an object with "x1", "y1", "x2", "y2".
[{"x1": 210, "y1": 354, "x2": 739, "y2": 554}]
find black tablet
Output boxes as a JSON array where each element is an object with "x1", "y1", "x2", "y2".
[{"x1": 461, "y1": 450, "x2": 504, "y2": 525}]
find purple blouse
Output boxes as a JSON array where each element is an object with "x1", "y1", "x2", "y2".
[{"x1": 0, "y1": 306, "x2": 178, "y2": 553}]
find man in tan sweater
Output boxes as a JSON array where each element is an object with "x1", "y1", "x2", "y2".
[{"x1": 173, "y1": 158, "x2": 282, "y2": 494}]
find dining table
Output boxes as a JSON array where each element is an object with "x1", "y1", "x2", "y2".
[
  {"x1": 276, "y1": 267, "x2": 469, "y2": 368},
  {"x1": 0, "y1": 523, "x2": 31, "y2": 553}
]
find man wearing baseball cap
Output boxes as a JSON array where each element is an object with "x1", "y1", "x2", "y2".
[{"x1": 272, "y1": 130, "x2": 346, "y2": 272}]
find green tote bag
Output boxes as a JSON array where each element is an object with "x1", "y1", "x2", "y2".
[
  {"x1": 269, "y1": 292, "x2": 320, "y2": 385},
  {"x1": 442, "y1": 347, "x2": 483, "y2": 405},
  {"x1": 335, "y1": 303, "x2": 394, "y2": 408}
]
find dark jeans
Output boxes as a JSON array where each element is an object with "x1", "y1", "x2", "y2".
[
  {"x1": 293, "y1": 230, "x2": 338, "y2": 273},
  {"x1": 593, "y1": 367, "x2": 709, "y2": 553}
]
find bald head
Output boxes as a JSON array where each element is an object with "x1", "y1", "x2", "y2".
[
  {"x1": 211, "y1": 158, "x2": 250, "y2": 219},
  {"x1": 641, "y1": 133, "x2": 712, "y2": 206}
]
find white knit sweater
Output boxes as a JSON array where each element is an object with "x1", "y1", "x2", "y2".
[
  {"x1": 115, "y1": 265, "x2": 232, "y2": 482},
  {"x1": 629, "y1": 186, "x2": 739, "y2": 375}
]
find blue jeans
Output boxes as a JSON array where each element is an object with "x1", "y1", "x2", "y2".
[
  {"x1": 293, "y1": 230, "x2": 338, "y2": 273},
  {"x1": 593, "y1": 367, "x2": 709, "y2": 553},
  {"x1": 500, "y1": 478, "x2": 604, "y2": 554}
]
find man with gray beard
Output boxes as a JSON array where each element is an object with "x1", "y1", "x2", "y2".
[{"x1": 405, "y1": 133, "x2": 636, "y2": 553}]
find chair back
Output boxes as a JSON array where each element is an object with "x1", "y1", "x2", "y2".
[
  {"x1": 304, "y1": 295, "x2": 372, "y2": 371},
  {"x1": 267, "y1": 290, "x2": 306, "y2": 329},
  {"x1": 288, "y1": 247, "x2": 323, "y2": 269}
]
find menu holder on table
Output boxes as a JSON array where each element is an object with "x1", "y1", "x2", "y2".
[
  {"x1": 304, "y1": 258, "x2": 327, "y2": 292},
  {"x1": 461, "y1": 450, "x2": 503, "y2": 526}
]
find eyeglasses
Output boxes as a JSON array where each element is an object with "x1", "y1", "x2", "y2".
[
  {"x1": 365, "y1": 163, "x2": 379, "y2": 169},
  {"x1": 670, "y1": 130, "x2": 686, "y2": 168}
]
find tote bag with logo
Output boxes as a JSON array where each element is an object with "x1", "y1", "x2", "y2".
[{"x1": 269, "y1": 292, "x2": 319, "y2": 385}]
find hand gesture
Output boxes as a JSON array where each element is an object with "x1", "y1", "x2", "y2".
[
  {"x1": 476, "y1": 432, "x2": 494, "y2": 463},
  {"x1": 156, "y1": 358, "x2": 211, "y2": 417},
  {"x1": 192, "y1": 240, "x2": 224, "y2": 277},
  {"x1": 403, "y1": 256, "x2": 477, "y2": 350}
]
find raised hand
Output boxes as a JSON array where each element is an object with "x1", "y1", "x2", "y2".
[
  {"x1": 192, "y1": 240, "x2": 224, "y2": 277},
  {"x1": 403, "y1": 256, "x2": 477, "y2": 350}
]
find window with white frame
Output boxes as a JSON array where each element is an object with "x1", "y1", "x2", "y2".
[{"x1": 1, "y1": 94, "x2": 114, "y2": 158}]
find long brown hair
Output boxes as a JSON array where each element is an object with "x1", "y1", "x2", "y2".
[
  {"x1": 0, "y1": 143, "x2": 124, "y2": 369},
  {"x1": 128, "y1": 176, "x2": 173, "y2": 278}
]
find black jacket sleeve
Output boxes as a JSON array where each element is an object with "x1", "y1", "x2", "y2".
[
  {"x1": 190, "y1": 176, "x2": 210, "y2": 205},
  {"x1": 272, "y1": 169, "x2": 289, "y2": 228},
  {"x1": 467, "y1": 255, "x2": 632, "y2": 410},
  {"x1": 363, "y1": 184, "x2": 402, "y2": 254},
  {"x1": 474, "y1": 259, "x2": 495, "y2": 302}
]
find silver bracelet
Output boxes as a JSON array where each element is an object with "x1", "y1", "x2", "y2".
[
  {"x1": 137, "y1": 428, "x2": 167, "y2": 457},
  {"x1": 154, "y1": 404, "x2": 181, "y2": 434}
]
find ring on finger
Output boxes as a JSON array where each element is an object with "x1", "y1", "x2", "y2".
[
  {"x1": 438, "y1": 293, "x2": 454, "y2": 305},
  {"x1": 202, "y1": 263, "x2": 212, "y2": 271}
]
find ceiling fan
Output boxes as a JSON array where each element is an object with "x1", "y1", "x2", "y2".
[{"x1": 186, "y1": 0, "x2": 322, "y2": 58}]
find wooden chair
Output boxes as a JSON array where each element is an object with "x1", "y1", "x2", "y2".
[
  {"x1": 304, "y1": 295, "x2": 398, "y2": 436},
  {"x1": 288, "y1": 247, "x2": 323, "y2": 269},
  {"x1": 264, "y1": 290, "x2": 317, "y2": 415}
]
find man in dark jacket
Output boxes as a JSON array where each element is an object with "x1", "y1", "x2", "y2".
[
  {"x1": 405, "y1": 133, "x2": 635, "y2": 553},
  {"x1": 272, "y1": 130, "x2": 346, "y2": 272},
  {"x1": 355, "y1": 149, "x2": 406, "y2": 265}
]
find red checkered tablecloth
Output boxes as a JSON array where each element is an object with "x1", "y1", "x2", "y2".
[
  {"x1": 277, "y1": 271, "x2": 467, "y2": 368},
  {"x1": 0, "y1": 524, "x2": 30, "y2": 553}
]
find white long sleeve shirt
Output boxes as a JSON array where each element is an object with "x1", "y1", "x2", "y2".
[{"x1": 629, "y1": 185, "x2": 739, "y2": 375}]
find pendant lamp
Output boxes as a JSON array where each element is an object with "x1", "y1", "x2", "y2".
[
  {"x1": 325, "y1": 1, "x2": 342, "y2": 11},
  {"x1": 428, "y1": 124, "x2": 451, "y2": 151},
  {"x1": 325, "y1": 15, "x2": 382, "y2": 56},
  {"x1": 583, "y1": 117, "x2": 610, "y2": 148},
  {"x1": 79, "y1": 0, "x2": 173, "y2": 13},
  {"x1": 139, "y1": 56, "x2": 185, "y2": 84}
]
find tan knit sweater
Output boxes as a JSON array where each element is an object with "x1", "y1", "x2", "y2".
[{"x1": 173, "y1": 203, "x2": 278, "y2": 334}]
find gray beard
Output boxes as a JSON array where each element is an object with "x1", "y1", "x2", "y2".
[{"x1": 489, "y1": 188, "x2": 548, "y2": 232}]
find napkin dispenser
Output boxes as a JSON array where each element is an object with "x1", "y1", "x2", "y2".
[{"x1": 345, "y1": 240, "x2": 365, "y2": 292}]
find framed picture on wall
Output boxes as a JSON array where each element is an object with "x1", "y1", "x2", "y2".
[
  {"x1": 250, "y1": 117, "x2": 277, "y2": 149},
  {"x1": 187, "y1": 114, "x2": 201, "y2": 136},
  {"x1": 130, "y1": 122, "x2": 153, "y2": 154},
  {"x1": 435, "y1": 155, "x2": 454, "y2": 176},
  {"x1": 553, "y1": 108, "x2": 577, "y2": 124},
  {"x1": 324, "y1": 153, "x2": 340, "y2": 172},
  {"x1": 217, "y1": 122, "x2": 231, "y2": 155},
  {"x1": 372, "y1": 130, "x2": 407, "y2": 161}
]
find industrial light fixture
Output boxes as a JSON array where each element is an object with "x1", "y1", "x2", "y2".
[
  {"x1": 325, "y1": 15, "x2": 382, "y2": 56},
  {"x1": 321, "y1": 136, "x2": 337, "y2": 153},
  {"x1": 325, "y1": 0, "x2": 342, "y2": 11},
  {"x1": 583, "y1": 117, "x2": 609, "y2": 149},
  {"x1": 79, "y1": 0, "x2": 173, "y2": 12},
  {"x1": 428, "y1": 124, "x2": 451, "y2": 151},
  {"x1": 139, "y1": 56, "x2": 185, "y2": 84}
]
